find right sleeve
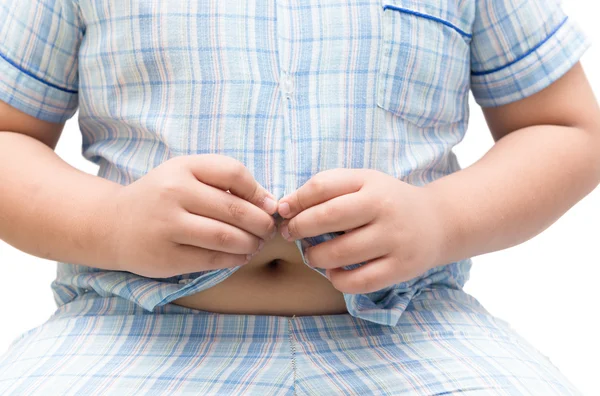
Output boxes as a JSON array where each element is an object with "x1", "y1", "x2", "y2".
[{"x1": 0, "y1": 0, "x2": 83, "y2": 123}]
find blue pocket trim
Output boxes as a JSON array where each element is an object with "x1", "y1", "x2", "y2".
[
  {"x1": 382, "y1": 5, "x2": 472, "y2": 39},
  {"x1": 471, "y1": 17, "x2": 569, "y2": 76}
]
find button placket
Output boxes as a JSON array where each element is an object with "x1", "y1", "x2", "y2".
[
  {"x1": 281, "y1": 72, "x2": 294, "y2": 99},
  {"x1": 276, "y1": 0, "x2": 298, "y2": 199}
]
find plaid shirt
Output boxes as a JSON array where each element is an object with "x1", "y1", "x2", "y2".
[{"x1": 0, "y1": 0, "x2": 589, "y2": 326}]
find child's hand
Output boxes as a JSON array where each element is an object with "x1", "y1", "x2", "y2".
[
  {"x1": 277, "y1": 169, "x2": 445, "y2": 294},
  {"x1": 108, "y1": 154, "x2": 278, "y2": 278}
]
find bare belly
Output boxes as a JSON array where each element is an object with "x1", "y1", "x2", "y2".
[{"x1": 171, "y1": 232, "x2": 349, "y2": 316}]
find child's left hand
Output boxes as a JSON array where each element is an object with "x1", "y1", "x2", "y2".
[{"x1": 277, "y1": 169, "x2": 447, "y2": 294}]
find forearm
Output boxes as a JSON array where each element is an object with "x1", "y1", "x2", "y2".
[
  {"x1": 426, "y1": 124, "x2": 600, "y2": 265},
  {"x1": 0, "y1": 132, "x2": 123, "y2": 269}
]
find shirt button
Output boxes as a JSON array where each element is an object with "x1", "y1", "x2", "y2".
[{"x1": 281, "y1": 75, "x2": 294, "y2": 95}]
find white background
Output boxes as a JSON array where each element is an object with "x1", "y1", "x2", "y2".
[{"x1": 1, "y1": 2, "x2": 599, "y2": 395}]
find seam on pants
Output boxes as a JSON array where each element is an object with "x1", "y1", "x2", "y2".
[{"x1": 288, "y1": 315, "x2": 297, "y2": 396}]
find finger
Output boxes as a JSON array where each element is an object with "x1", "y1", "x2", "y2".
[
  {"x1": 184, "y1": 154, "x2": 278, "y2": 214},
  {"x1": 303, "y1": 224, "x2": 387, "y2": 269},
  {"x1": 180, "y1": 183, "x2": 276, "y2": 240},
  {"x1": 278, "y1": 168, "x2": 365, "y2": 218},
  {"x1": 280, "y1": 192, "x2": 375, "y2": 241},
  {"x1": 171, "y1": 212, "x2": 264, "y2": 255},
  {"x1": 172, "y1": 244, "x2": 251, "y2": 274},
  {"x1": 327, "y1": 256, "x2": 396, "y2": 294}
]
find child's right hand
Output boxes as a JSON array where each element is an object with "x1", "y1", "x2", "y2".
[{"x1": 107, "y1": 154, "x2": 278, "y2": 278}]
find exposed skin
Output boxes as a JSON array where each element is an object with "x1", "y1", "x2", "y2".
[
  {"x1": 277, "y1": 63, "x2": 600, "y2": 294},
  {"x1": 1, "y1": 63, "x2": 599, "y2": 296},
  {"x1": 0, "y1": 103, "x2": 279, "y2": 277}
]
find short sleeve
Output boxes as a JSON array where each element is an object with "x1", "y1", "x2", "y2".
[
  {"x1": 0, "y1": 0, "x2": 83, "y2": 123},
  {"x1": 470, "y1": 0, "x2": 591, "y2": 107}
]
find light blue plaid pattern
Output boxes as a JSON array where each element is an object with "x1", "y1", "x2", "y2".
[
  {"x1": 0, "y1": 287, "x2": 584, "y2": 395},
  {"x1": 0, "y1": 0, "x2": 590, "y2": 328}
]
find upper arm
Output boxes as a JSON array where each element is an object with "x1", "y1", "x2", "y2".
[
  {"x1": 0, "y1": 99, "x2": 64, "y2": 148},
  {"x1": 483, "y1": 63, "x2": 600, "y2": 142},
  {"x1": 469, "y1": 0, "x2": 593, "y2": 141}
]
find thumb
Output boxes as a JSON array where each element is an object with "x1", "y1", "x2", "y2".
[{"x1": 247, "y1": 182, "x2": 278, "y2": 215}]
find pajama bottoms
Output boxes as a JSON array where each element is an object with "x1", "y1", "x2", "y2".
[{"x1": 0, "y1": 286, "x2": 581, "y2": 395}]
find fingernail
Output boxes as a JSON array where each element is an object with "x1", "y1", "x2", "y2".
[
  {"x1": 303, "y1": 247, "x2": 312, "y2": 266},
  {"x1": 279, "y1": 202, "x2": 290, "y2": 217},
  {"x1": 305, "y1": 256, "x2": 313, "y2": 267},
  {"x1": 280, "y1": 223, "x2": 291, "y2": 240},
  {"x1": 249, "y1": 242, "x2": 264, "y2": 259},
  {"x1": 269, "y1": 227, "x2": 277, "y2": 240},
  {"x1": 262, "y1": 197, "x2": 277, "y2": 213}
]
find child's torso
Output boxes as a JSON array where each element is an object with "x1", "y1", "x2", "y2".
[{"x1": 65, "y1": 0, "x2": 475, "y2": 315}]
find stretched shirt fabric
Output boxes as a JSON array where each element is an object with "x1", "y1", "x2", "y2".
[{"x1": 0, "y1": 0, "x2": 590, "y2": 326}]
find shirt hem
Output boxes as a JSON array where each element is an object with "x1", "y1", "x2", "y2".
[
  {"x1": 0, "y1": 54, "x2": 78, "y2": 123},
  {"x1": 471, "y1": 17, "x2": 591, "y2": 108}
]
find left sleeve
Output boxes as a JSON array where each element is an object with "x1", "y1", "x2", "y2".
[{"x1": 470, "y1": 0, "x2": 591, "y2": 107}]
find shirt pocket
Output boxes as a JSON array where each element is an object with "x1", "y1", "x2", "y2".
[{"x1": 376, "y1": 1, "x2": 472, "y2": 128}]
